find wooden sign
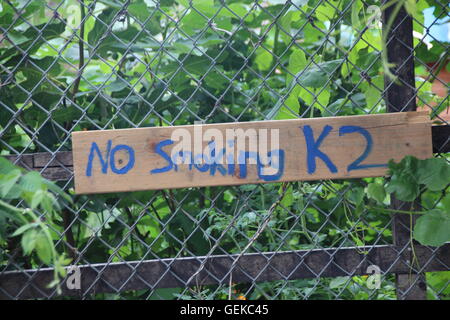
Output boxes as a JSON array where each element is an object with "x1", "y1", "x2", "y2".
[{"x1": 72, "y1": 112, "x2": 432, "y2": 194}]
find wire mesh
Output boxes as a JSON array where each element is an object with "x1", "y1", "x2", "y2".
[{"x1": 0, "y1": 0, "x2": 448, "y2": 300}]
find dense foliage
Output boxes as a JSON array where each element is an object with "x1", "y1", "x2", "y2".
[{"x1": 0, "y1": 0, "x2": 448, "y2": 299}]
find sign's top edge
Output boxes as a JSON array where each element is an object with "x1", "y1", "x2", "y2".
[{"x1": 71, "y1": 111, "x2": 430, "y2": 137}]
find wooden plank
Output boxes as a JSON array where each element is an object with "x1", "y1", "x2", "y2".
[
  {"x1": 2, "y1": 124, "x2": 447, "y2": 183},
  {"x1": 71, "y1": 112, "x2": 432, "y2": 194},
  {"x1": 32, "y1": 151, "x2": 73, "y2": 168},
  {"x1": 1, "y1": 244, "x2": 448, "y2": 299},
  {"x1": 39, "y1": 167, "x2": 73, "y2": 181},
  {"x1": 4, "y1": 153, "x2": 34, "y2": 169},
  {"x1": 4, "y1": 116, "x2": 443, "y2": 184}
]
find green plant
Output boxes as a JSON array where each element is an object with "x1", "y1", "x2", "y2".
[
  {"x1": 0, "y1": 157, "x2": 72, "y2": 291},
  {"x1": 368, "y1": 155, "x2": 450, "y2": 247}
]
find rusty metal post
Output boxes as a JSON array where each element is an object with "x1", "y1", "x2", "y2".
[{"x1": 383, "y1": 3, "x2": 427, "y2": 300}]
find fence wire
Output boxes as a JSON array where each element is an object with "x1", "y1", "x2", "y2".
[{"x1": 0, "y1": 0, "x2": 448, "y2": 300}]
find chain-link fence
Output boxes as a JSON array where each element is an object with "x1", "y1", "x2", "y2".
[{"x1": 0, "y1": 0, "x2": 448, "y2": 300}]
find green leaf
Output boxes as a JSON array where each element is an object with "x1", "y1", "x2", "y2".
[
  {"x1": 295, "y1": 59, "x2": 344, "y2": 88},
  {"x1": 351, "y1": 1, "x2": 362, "y2": 29},
  {"x1": 0, "y1": 169, "x2": 22, "y2": 197},
  {"x1": 0, "y1": 2, "x2": 15, "y2": 28},
  {"x1": 414, "y1": 209, "x2": 450, "y2": 247},
  {"x1": 280, "y1": 184, "x2": 294, "y2": 208},
  {"x1": 30, "y1": 189, "x2": 45, "y2": 209},
  {"x1": 40, "y1": 192, "x2": 60, "y2": 218},
  {"x1": 35, "y1": 231, "x2": 53, "y2": 265},
  {"x1": 362, "y1": 76, "x2": 383, "y2": 110},
  {"x1": 88, "y1": 8, "x2": 119, "y2": 49},
  {"x1": 286, "y1": 49, "x2": 307, "y2": 85},
  {"x1": 19, "y1": 171, "x2": 43, "y2": 193},
  {"x1": 314, "y1": 87, "x2": 330, "y2": 112},
  {"x1": 0, "y1": 22, "x2": 66, "y2": 62},
  {"x1": 97, "y1": 0, "x2": 124, "y2": 9},
  {"x1": 43, "y1": 180, "x2": 72, "y2": 204},
  {"x1": 96, "y1": 27, "x2": 156, "y2": 57},
  {"x1": 21, "y1": 229, "x2": 38, "y2": 255},
  {"x1": 386, "y1": 156, "x2": 420, "y2": 202},
  {"x1": 367, "y1": 183, "x2": 386, "y2": 204},
  {"x1": 348, "y1": 187, "x2": 364, "y2": 206},
  {"x1": 178, "y1": 0, "x2": 214, "y2": 11},
  {"x1": 254, "y1": 48, "x2": 273, "y2": 71},
  {"x1": 84, "y1": 208, "x2": 122, "y2": 238},
  {"x1": 7, "y1": 56, "x2": 62, "y2": 80},
  {"x1": 329, "y1": 276, "x2": 349, "y2": 289},
  {"x1": 315, "y1": 2, "x2": 337, "y2": 21},
  {"x1": 12, "y1": 223, "x2": 37, "y2": 237},
  {"x1": 441, "y1": 193, "x2": 450, "y2": 213},
  {"x1": 0, "y1": 157, "x2": 16, "y2": 174},
  {"x1": 387, "y1": 156, "x2": 450, "y2": 202},
  {"x1": 163, "y1": 55, "x2": 211, "y2": 75},
  {"x1": 404, "y1": 0, "x2": 419, "y2": 19},
  {"x1": 386, "y1": 175, "x2": 419, "y2": 202},
  {"x1": 128, "y1": 0, "x2": 152, "y2": 22},
  {"x1": 0, "y1": 208, "x2": 25, "y2": 224},
  {"x1": 273, "y1": 88, "x2": 300, "y2": 120},
  {"x1": 2, "y1": 184, "x2": 23, "y2": 200},
  {"x1": 417, "y1": 158, "x2": 450, "y2": 191}
]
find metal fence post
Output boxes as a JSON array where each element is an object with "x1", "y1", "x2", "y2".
[{"x1": 383, "y1": 4, "x2": 427, "y2": 300}]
